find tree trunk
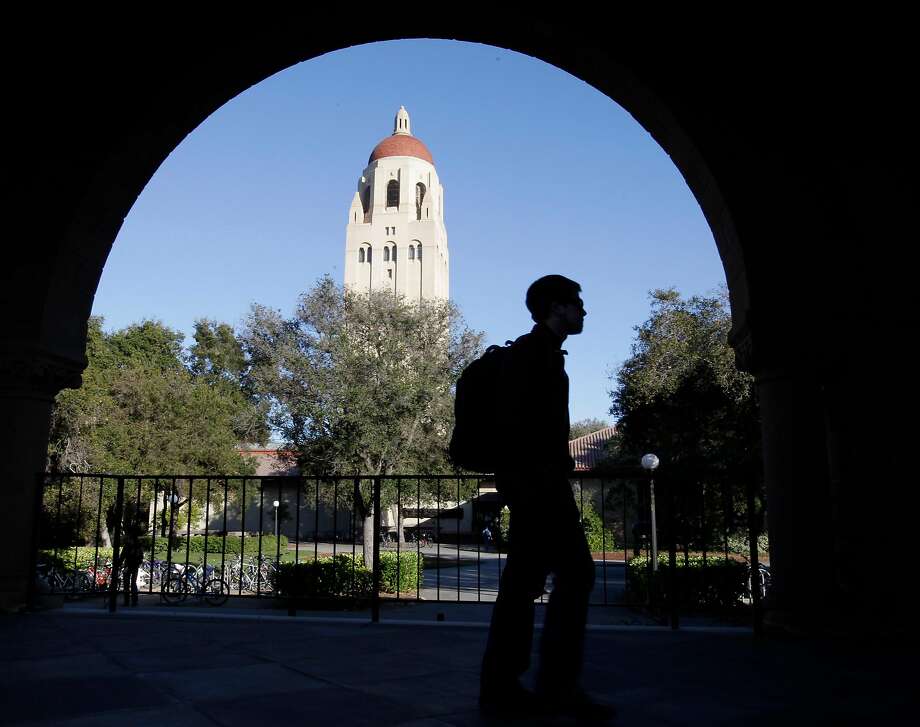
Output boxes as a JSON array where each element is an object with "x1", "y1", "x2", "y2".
[
  {"x1": 362, "y1": 511, "x2": 374, "y2": 572},
  {"x1": 101, "y1": 504, "x2": 116, "y2": 549}
]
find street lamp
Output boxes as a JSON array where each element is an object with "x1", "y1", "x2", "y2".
[
  {"x1": 273, "y1": 500, "x2": 280, "y2": 538},
  {"x1": 641, "y1": 454, "x2": 660, "y2": 572}
]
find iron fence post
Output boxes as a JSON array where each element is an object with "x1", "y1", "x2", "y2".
[
  {"x1": 667, "y1": 476, "x2": 679, "y2": 630},
  {"x1": 746, "y1": 476, "x2": 763, "y2": 636},
  {"x1": 372, "y1": 476, "x2": 381, "y2": 623},
  {"x1": 108, "y1": 476, "x2": 125, "y2": 613},
  {"x1": 27, "y1": 473, "x2": 46, "y2": 610}
]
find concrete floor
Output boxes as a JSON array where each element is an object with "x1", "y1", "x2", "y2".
[{"x1": 0, "y1": 603, "x2": 912, "y2": 726}]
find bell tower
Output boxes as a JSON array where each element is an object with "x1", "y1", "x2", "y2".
[{"x1": 344, "y1": 107, "x2": 450, "y2": 301}]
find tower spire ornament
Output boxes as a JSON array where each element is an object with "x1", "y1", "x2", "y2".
[
  {"x1": 344, "y1": 108, "x2": 449, "y2": 301},
  {"x1": 394, "y1": 105, "x2": 411, "y2": 136}
]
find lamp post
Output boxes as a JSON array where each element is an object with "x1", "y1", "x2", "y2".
[
  {"x1": 641, "y1": 453, "x2": 660, "y2": 571},
  {"x1": 273, "y1": 500, "x2": 280, "y2": 538}
]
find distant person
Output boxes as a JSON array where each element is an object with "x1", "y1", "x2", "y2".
[
  {"x1": 121, "y1": 513, "x2": 146, "y2": 607},
  {"x1": 482, "y1": 524, "x2": 493, "y2": 547},
  {"x1": 479, "y1": 275, "x2": 613, "y2": 721}
]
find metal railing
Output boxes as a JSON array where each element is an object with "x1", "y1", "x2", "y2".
[{"x1": 32, "y1": 470, "x2": 767, "y2": 630}]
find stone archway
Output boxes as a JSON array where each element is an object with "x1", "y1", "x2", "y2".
[{"x1": 3, "y1": 18, "x2": 884, "y2": 634}]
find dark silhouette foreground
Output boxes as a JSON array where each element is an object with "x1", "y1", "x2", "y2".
[{"x1": 479, "y1": 275, "x2": 614, "y2": 721}]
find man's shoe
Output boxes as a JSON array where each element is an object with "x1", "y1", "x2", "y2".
[
  {"x1": 539, "y1": 687, "x2": 616, "y2": 722},
  {"x1": 479, "y1": 680, "x2": 542, "y2": 718}
]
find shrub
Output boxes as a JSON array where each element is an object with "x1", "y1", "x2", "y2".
[
  {"x1": 498, "y1": 506, "x2": 510, "y2": 545},
  {"x1": 580, "y1": 503, "x2": 617, "y2": 552},
  {"x1": 270, "y1": 550, "x2": 423, "y2": 600},
  {"x1": 272, "y1": 555, "x2": 373, "y2": 599},
  {"x1": 40, "y1": 546, "x2": 113, "y2": 571},
  {"x1": 626, "y1": 553, "x2": 748, "y2": 611},
  {"x1": 725, "y1": 532, "x2": 769, "y2": 559},
  {"x1": 378, "y1": 551, "x2": 424, "y2": 594}
]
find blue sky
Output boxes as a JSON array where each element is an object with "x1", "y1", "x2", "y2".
[{"x1": 94, "y1": 40, "x2": 725, "y2": 424}]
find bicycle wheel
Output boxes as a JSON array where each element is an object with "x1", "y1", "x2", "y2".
[
  {"x1": 203, "y1": 578, "x2": 229, "y2": 607},
  {"x1": 162, "y1": 572, "x2": 191, "y2": 604}
]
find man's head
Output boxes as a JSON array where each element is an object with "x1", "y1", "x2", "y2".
[{"x1": 525, "y1": 275, "x2": 586, "y2": 337}]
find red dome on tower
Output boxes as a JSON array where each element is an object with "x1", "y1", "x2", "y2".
[{"x1": 368, "y1": 134, "x2": 434, "y2": 165}]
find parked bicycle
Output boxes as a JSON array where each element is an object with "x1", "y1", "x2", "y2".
[
  {"x1": 225, "y1": 554, "x2": 278, "y2": 594},
  {"x1": 84, "y1": 559, "x2": 113, "y2": 591},
  {"x1": 161, "y1": 563, "x2": 229, "y2": 606},
  {"x1": 35, "y1": 562, "x2": 92, "y2": 595},
  {"x1": 746, "y1": 562, "x2": 771, "y2": 601}
]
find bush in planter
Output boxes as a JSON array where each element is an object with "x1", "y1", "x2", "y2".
[
  {"x1": 626, "y1": 553, "x2": 748, "y2": 611},
  {"x1": 378, "y1": 551, "x2": 424, "y2": 594},
  {"x1": 272, "y1": 555, "x2": 373, "y2": 600},
  {"x1": 271, "y1": 551, "x2": 423, "y2": 599}
]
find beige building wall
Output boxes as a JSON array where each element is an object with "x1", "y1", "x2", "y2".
[{"x1": 343, "y1": 107, "x2": 449, "y2": 301}]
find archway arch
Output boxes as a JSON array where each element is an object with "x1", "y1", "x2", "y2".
[{"x1": 3, "y1": 20, "x2": 877, "y2": 634}]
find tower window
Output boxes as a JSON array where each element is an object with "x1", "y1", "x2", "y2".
[
  {"x1": 408, "y1": 246, "x2": 415, "y2": 260},
  {"x1": 415, "y1": 183, "x2": 426, "y2": 221},
  {"x1": 388, "y1": 269, "x2": 392, "y2": 279},
  {"x1": 383, "y1": 247, "x2": 390, "y2": 262},
  {"x1": 416, "y1": 244, "x2": 422, "y2": 260},
  {"x1": 387, "y1": 180, "x2": 399, "y2": 208},
  {"x1": 367, "y1": 246, "x2": 372, "y2": 263},
  {"x1": 392, "y1": 245, "x2": 397, "y2": 261},
  {"x1": 358, "y1": 248, "x2": 365, "y2": 263}
]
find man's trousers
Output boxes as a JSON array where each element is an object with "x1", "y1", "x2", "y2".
[{"x1": 481, "y1": 482, "x2": 595, "y2": 693}]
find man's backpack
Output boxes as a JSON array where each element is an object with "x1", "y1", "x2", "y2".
[{"x1": 449, "y1": 341, "x2": 514, "y2": 472}]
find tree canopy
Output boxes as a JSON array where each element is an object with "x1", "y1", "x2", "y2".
[
  {"x1": 242, "y1": 276, "x2": 484, "y2": 477},
  {"x1": 569, "y1": 418, "x2": 611, "y2": 441},
  {"x1": 608, "y1": 288, "x2": 760, "y2": 478},
  {"x1": 48, "y1": 317, "x2": 264, "y2": 475}
]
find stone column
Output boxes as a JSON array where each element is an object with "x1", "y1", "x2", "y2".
[
  {"x1": 0, "y1": 349, "x2": 82, "y2": 612},
  {"x1": 755, "y1": 368, "x2": 836, "y2": 633}
]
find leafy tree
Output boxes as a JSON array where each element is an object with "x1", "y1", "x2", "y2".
[
  {"x1": 569, "y1": 418, "x2": 610, "y2": 440},
  {"x1": 46, "y1": 317, "x2": 264, "y2": 546},
  {"x1": 189, "y1": 319, "x2": 270, "y2": 445},
  {"x1": 242, "y1": 276, "x2": 484, "y2": 567},
  {"x1": 607, "y1": 289, "x2": 762, "y2": 550},
  {"x1": 580, "y1": 502, "x2": 617, "y2": 552},
  {"x1": 49, "y1": 317, "x2": 260, "y2": 475},
  {"x1": 107, "y1": 320, "x2": 185, "y2": 373}
]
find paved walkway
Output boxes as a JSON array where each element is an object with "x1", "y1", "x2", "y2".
[{"x1": 0, "y1": 603, "x2": 911, "y2": 725}]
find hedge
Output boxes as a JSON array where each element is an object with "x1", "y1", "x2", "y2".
[
  {"x1": 626, "y1": 553, "x2": 748, "y2": 611},
  {"x1": 270, "y1": 551, "x2": 423, "y2": 599},
  {"x1": 272, "y1": 555, "x2": 373, "y2": 599},
  {"x1": 39, "y1": 547, "x2": 113, "y2": 571},
  {"x1": 148, "y1": 534, "x2": 288, "y2": 555}
]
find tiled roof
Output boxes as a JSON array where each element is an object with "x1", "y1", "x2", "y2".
[
  {"x1": 239, "y1": 446, "x2": 299, "y2": 477},
  {"x1": 569, "y1": 426, "x2": 617, "y2": 472},
  {"x1": 241, "y1": 428, "x2": 618, "y2": 476},
  {"x1": 369, "y1": 134, "x2": 434, "y2": 164}
]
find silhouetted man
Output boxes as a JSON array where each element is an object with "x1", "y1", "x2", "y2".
[{"x1": 480, "y1": 275, "x2": 614, "y2": 721}]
